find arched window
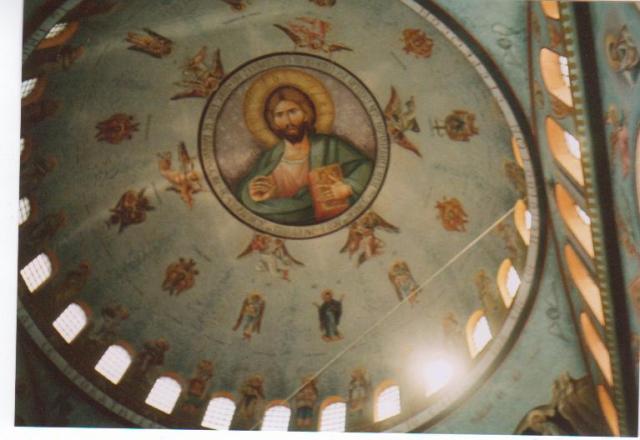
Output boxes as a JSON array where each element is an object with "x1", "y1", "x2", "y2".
[
  {"x1": 564, "y1": 244, "x2": 604, "y2": 325},
  {"x1": 580, "y1": 313, "x2": 612, "y2": 386},
  {"x1": 540, "y1": 49, "x2": 573, "y2": 107},
  {"x1": 52, "y1": 303, "x2": 88, "y2": 343},
  {"x1": 37, "y1": 21, "x2": 79, "y2": 50},
  {"x1": 514, "y1": 200, "x2": 531, "y2": 245},
  {"x1": 21, "y1": 78, "x2": 38, "y2": 99},
  {"x1": 424, "y1": 358, "x2": 455, "y2": 397},
  {"x1": 497, "y1": 259, "x2": 521, "y2": 309},
  {"x1": 44, "y1": 22, "x2": 68, "y2": 39},
  {"x1": 555, "y1": 184, "x2": 594, "y2": 257},
  {"x1": 202, "y1": 395, "x2": 236, "y2": 430},
  {"x1": 261, "y1": 402, "x2": 291, "y2": 431},
  {"x1": 546, "y1": 117, "x2": 584, "y2": 185},
  {"x1": 597, "y1": 385, "x2": 620, "y2": 436},
  {"x1": 374, "y1": 381, "x2": 401, "y2": 422},
  {"x1": 145, "y1": 376, "x2": 182, "y2": 414},
  {"x1": 466, "y1": 310, "x2": 492, "y2": 358},
  {"x1": 20, "y1": 253, "x2": 53, "y2": 292},
  {"x1": 541, "y1": 1, "x2": 560, "y2": 20},
  {"x1": 19, "y1": 197, "x2": 31, "y2": 226},
  {"x1": 94, "y1": 344, "x2": 133, "y2": 384},
  {"x1": 318, "y1": 397, "x2": 346, "y2": 432}
]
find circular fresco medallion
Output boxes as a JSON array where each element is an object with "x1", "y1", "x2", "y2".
[{"x1": 199, "y1": 53, "x2": 390, "y2": 239}]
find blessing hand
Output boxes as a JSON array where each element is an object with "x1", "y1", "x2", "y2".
[{"x1": 249, "y1": 176, "x2": 277, "y2": 202}]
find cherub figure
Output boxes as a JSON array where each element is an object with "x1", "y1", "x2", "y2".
[
  {"x1": 95, "y1": 113, "x2": 139, "y2": 144},
  {"x1": 435, "y1": 197, "x2": 469, "y2": 232},
  {"x1": 162, "y1": 258, "x2": 199, "y2": 296},
  {"x1": 313, "y1": 289, "x2": 344, "y2": 342},
  {"x1": 340, "y1": 211, "x2": 399, "y2": 266},
  {"x1": 237, "y1": 234, "x2": 304, "y2": 281},
  {"x1": 126, "y1": 28, "x2": 173, "y2": 58},
  {"x1": 107, "y1": 189, "x2": 154, "y2": 232},
  {"x1": 157, "y1": 142, "x2": 203, "y2": 208},
  {"x1": 348, "y1": 368, "x2": 371, "y2": 413},
  {"x1": 384, "y1": 86, "x2": 421, "y2": 157},
  {"x1": 171, "y1": 47, "x2": 225, "y2": 100},
  {"x1": 388, "y1": 260, "x2": 419, "y2": 305},
  {"x1": 233, "y1": 292, "x2": 266, "y2": 341},
  {"x1": 294, "y1": 375, "x2": 318, "y2": 427},
  {"x1": 274, "y1": 17, "x2": 352, "y2": 54}
]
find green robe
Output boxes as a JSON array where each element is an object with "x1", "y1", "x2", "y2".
[{"x1": 237, "y1": 133, "x2": 373, "y2": 225}]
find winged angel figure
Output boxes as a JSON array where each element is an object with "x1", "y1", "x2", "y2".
[
  {"x1": 237, "y1": 234, "x2": 304, "y2": 281},
  {"x1": 172, "y1": 46, "x2": 225, "y2": 100},
  {"x1": 274, "y1": 17, "x2": 352, "y2": 54},
  {"x1": 384, "y1": 86, "x2": 422, "y2": 157}
]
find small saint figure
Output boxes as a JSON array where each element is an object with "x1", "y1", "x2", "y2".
[
  {"x1": 233, "y1": 292, "x2": 266, "y2": 341},
  {"x1": 182, "y1": 360, "x2": 214, "y2": 414},
  {"x1": 131, "y1": 338, "x2": 170, "y2": 383},
  {"x1": 313, "y1": 289, "x2": 344, "y2": 342},
  {"x1": 348, "y1": 368, "x2": 371, "y2": 414},
  {"x1": 28, "y1": 211, "x2": 67, "y2": 245},
  {"x1": 237, "y1": 374, "x2": 265, "y2": 421},
  {"x1": 294, "y1": 375, "x2": 318, "y2": 427},
  {"x1": 88, "y1": 303, "x2": 129, "y2": 345},
  {"x1": 388, "y1": 260, "x2": 419, "y2": 305},
  {"x1": 53, "y1": 262, "x2": 90, "y2": 309}
]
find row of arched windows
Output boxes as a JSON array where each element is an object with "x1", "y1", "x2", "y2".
[{"x1": 538, "y1": 2, "x2": 618, "y2": 436}]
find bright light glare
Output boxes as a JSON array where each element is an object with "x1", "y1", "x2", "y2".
[
  {"x1": 563, "y1": 131, "x2": 581, "y2": 159},
  {"x1": 575, "y1": 205, "x2": 591, "y2": 226},
  {"x1": 472, "y1": 316, "x2": 492, "y2": 355},
  {"x1": 524, "y1": 210, "x2": 532, "y2": 230},
  {"x1": 559, "y1": 55, "x2": 570, "y2": 88},
  {"x1": 506, "y1": 266, "x2": 521, "y2": 298},
  {"x1": 375, "y1": 385, "x2": 401, "y2": 422},
  {"x1": 424, "y1": 359, "x2": 454, "y2": 397}
]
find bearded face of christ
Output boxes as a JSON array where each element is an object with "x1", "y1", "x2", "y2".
[{"x1": 265, "y1": 86, "x2": 317, "y2": 143}]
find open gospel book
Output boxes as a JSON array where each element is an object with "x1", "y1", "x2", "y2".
[{"x1": 309, "y1": 163, "x2": 350, "y2": 222}]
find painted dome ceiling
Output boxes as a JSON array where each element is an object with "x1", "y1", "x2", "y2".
[{"x1": 18, "y1": 0, "x2": 543, "y2": 432}]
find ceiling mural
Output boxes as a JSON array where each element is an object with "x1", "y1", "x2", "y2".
[{"x1": 18, "y1": 0, "x2": 545, "y2": 432}]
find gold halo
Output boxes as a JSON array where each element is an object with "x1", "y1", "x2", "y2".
[{"x1": 243, "y1": 68, "x2": 335, "y2": 148}]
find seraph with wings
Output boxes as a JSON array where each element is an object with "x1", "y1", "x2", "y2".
[
  {"x1": 384, "y1": 86, "x2": 422, "y2": 157},
  {"x1": 340, "y1": 211, "x2": 399, "y2": 266},
  {"x1": 171, "y1": 46, "x2": 225, "y2": 100},
  {"x1": 125, "y1": 28, "x2": 173, "y2": 58},
  {"x1": 237, "y1": 234, "x2": 304, "y2": 281},
  {"x1": 274, "y1": 17, "x2": 352, "y2": 54}
]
